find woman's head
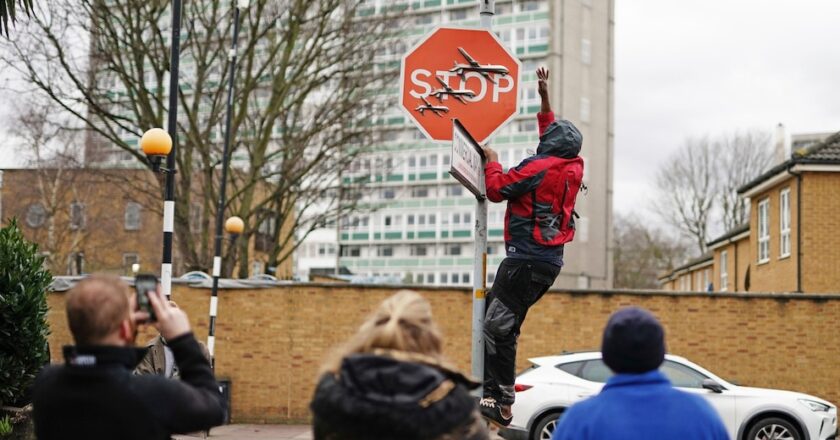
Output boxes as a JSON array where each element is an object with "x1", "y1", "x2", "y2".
[{"x1": 322, "y1": 290, "x2": 444, "y2": 373}]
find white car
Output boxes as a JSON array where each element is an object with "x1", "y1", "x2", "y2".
[{"x1": 501, "y1": 351, "x2": 837, "y2": 440}]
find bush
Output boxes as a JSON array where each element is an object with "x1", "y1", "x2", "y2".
[{"x1": 0, "y1": 220, "x2": 52, "y2": 407}]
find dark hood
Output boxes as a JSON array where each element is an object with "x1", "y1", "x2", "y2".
[
  {"x1": 310, "y1": 353, "x2": 479, "y2": 440},
  {"x1": 537, "y1": 119, "x2": 583, "y2": 158},
  {"x1": 339, "y1": 353, "x2": 477, "y2": 404}
]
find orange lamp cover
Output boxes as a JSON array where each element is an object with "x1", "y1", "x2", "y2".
[
  {"x1": 140, "y1": 128, "x2": 173, "y2": 156},
  {"x1": 225, "y1": 216, "x2": 245, "y2": 234}
]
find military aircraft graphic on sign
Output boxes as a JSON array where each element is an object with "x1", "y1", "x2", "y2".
[
  {"x1": 430, "y1": 76, "x2": 476, "y2": 104},
  {"x1": 415, "y1": 96, "x2": 449, "y2": 117},
  {"x1": 450, "y1": 47, "x2": 510, "y2": 84}
]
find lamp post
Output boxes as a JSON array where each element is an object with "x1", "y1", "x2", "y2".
[
  {"x1": 159, "y1": 0, "x2": 185, "y2": 300},
  {"x1": 141, "y1": 128, "x2": 176, "y2": 297},
  {"x1": 207, "y1": 215, "x2": 244, "y2": 368},
  {"x1": 207, "y1": 0, "x2": 249, "y2": 369}
]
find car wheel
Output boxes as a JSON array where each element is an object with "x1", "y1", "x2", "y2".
[
  {"x1": 746, "y1": 417, "x2": 800, "y2": 440},
  {"x1": 531, "y1": 411, "x2": 563, "y2": 440}
]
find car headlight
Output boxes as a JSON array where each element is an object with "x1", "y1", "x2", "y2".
[{"x1": 798, "y1": 399, "x2": 830, "y2": 412}]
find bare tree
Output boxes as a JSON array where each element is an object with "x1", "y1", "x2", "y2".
[
  {"x1": 8, "y1": 99, "x2": 85, "y2": 272},
  {"x1": 613, "y1": 214, "x2": 691, "y2": 289},
  {"x1": 654, "y1": 136, "x2": 717, "y2": 254},
  {"x1": 654, "y1": 131, "x2": 773, "y2": 255},
  {"x1": 715, "y1": 131, "x2": 774, "y2": 231},
  {"x1": 1, "y1": 0, "x2": 393, "y2": 276}
]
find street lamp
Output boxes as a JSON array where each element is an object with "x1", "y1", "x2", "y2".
[
  {"x1": 207, "y1": 215, "x2": 244, "y2": 369},
  {"x1": 225, "y1": 216, "x2": 244, "y2": 237},
  {"x1": 140, "y1": 128, "x2": 173, "y2": 172},
  {"x1": 206, "y1": 0, "x2": 249, "y2": 369}
]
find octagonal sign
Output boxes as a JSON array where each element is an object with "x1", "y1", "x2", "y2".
[{"x1": 400, "y1": 27, "x2": 521, "y2": 144}]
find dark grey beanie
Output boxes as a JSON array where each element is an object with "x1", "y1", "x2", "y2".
[{"x1": 601, "y1": 307, "x2": 666, "y2": 374}]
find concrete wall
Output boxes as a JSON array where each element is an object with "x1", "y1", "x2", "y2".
[{"x1": 46, "y1": 284, "x2": 840, "y2": 423}]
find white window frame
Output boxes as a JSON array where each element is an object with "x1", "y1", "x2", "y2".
[
  {"x1": 757, "y1": 198, "x2": 770, "y2": 263},
  {"x1": 720, "y1": 250, "x2": 729, "y2": 292},
  {"x1": 780, "y1": 188, "x2": 791, "y2": 258}
]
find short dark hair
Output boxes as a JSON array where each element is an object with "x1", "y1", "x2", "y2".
[{"x1": 66, "y1": 275, "x2": 131, "y2": 345}]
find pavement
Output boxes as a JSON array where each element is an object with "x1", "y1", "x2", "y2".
[{"x1": 174, "y1": 424, "x2": 506, "y2": 439}]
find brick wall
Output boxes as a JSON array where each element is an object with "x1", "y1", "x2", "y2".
[
  {"x1": 802, "y1": 172, "x2": 840, "y2": 292},
  {"x1": 46, "y1": 284, "x2": 840, "y2": 423}
]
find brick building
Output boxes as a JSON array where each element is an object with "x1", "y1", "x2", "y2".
[
  {"x1": 660, "y1": 131, "x2": 840, "y2": 293},
  {"x1": 0, "y1": 168, "x2": 292, "y2": 278}
]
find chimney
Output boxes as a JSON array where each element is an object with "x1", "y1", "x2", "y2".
[{"x1": 774, "y1": 123, "x2": 787, "y2": 164}]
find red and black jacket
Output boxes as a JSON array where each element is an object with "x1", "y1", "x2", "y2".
[{"x1": 485, "y1": 112, "x2": 584, "y2": 266}]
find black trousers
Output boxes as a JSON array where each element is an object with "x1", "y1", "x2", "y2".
[{"x1": 483, "y1": 258, "x2": 560, "y2": 405}]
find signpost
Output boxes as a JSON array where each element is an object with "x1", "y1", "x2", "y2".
[{"x1": 400, "y1": 0, "x2": 512, "y2": 392}]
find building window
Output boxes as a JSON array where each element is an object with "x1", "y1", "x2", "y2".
[
  {"x1": 412, "y1": 187, "x2": 429, "y2": 198},
  {"x1": 377, "y1": 246, "x2": 393, "y2": 257},
  {"x1": 720, "y1": 250, "x2": 729, "y2": 291},
  {"x1": 703, "y1": 268, "x2": 711, "y2": 292},
  {"x1": 124, "y1": 202, "x2": 142, "y2": 231},
  {"x1": 581, "y1": 38, "x2": 591, "y2": 65},
  {"x1": 444, "y1": 244, "x2": 461, "y2": 256},
  {"x1": 341, "y1": 246, "x2": 361, "y2": 257},
  {"x1": 70, "y1": 202, "x2": 86, "y2": 230},
  {"x1": 780, "y1": 188, "x2": 791, "y2": 258},
  {"x1": 520, "y1": 1, "x2": 539, "y2": 11},
  {"x1": 410, "y1": 245, "x2": 428, "y2": 257},
  {"x1": 449, "y1": 9, "x2": 467, "y2": 21},
  {"x1": 67, "y1": 252, "x2": 85, "y2": 275},
  {"x1": 26, "y1": 203, "x2": 47, "y2": 228},
  {"x1": 123, "y1": 253, "x2": 139, "y2": 274},
  {"x1": 757, "y1": 198, "x2": 770, "y2": 263},
  {"x1": 440, "y1": 273, "x2": 448, "y2": 284},
  {"x1": 580, "y1": 97, "x2": 591, "y2": 123}
]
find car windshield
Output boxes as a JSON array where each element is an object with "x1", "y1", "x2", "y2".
[{"x1": 556, "y1": 359, "x2": 710, "y2": 389}]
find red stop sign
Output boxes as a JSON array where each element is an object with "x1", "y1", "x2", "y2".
[{"x1": 400, "y1": 27, "x2": 521, "y2": 143}]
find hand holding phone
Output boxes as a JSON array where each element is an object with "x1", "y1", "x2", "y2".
[{"x1": 134, "y1": 274, "x2": 158, "y2": 323}]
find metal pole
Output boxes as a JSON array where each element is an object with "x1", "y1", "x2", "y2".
[
  {"x1": 208, "y1": 0, "x2": 247, "y2": 368},
  {"x1": 471, "y1": 0, "x2": 494, "y2": 392},
  {"x1": 162, "y1": 0, "x2": 183, "y2": 300}
]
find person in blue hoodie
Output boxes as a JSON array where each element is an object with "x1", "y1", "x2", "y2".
[{"x1": 551, "y1": 307, "x2": 729, "y2": 440}]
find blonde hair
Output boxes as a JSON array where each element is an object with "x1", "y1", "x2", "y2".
[{"x1": 321, "y1": 290, "x2": 445, "y2": 373}]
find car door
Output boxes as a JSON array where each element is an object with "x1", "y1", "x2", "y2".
[{"x1": 660, "y1": 360, "x2": 738, "y2": 438}]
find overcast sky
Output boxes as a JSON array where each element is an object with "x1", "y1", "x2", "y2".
[
  {"x1": 613, "y1": 0, "x2": 840, "y2": 217},
  {"x1": 3, "y1": 0, "x2": 840, "y2": 219}
]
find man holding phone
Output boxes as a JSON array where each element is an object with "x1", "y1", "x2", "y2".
[{"x1": 32, "y1": 274, "x2": 226, "y2": 439}]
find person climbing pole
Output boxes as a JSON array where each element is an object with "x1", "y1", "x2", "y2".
[{"x1": 479, "y1": 67, "x2": 585, "y2": 427}]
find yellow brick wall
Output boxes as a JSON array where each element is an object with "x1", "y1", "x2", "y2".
[
  {"x1": 45, "y1": 283, "x2": 840, "y2": 423},
  {"x1": 749, "y1": 177, "x2": 800, "y2": 292},
  {"x1": 801, "y1": 172, "x2": 840, "y2": 293}
]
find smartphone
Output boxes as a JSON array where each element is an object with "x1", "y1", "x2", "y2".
[{"x1": 134, "y1": 273, "x2": 158, "y2": 322}]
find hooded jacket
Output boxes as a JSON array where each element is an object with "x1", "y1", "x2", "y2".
[
  {"x1": 310, "y1": 350, "x2": 489, "y2": 440},
  {"x1": 485, "y1": 111, "x2": 585, "y2": 265},
  {"x1": 32, "y1": 333, "x2": 225, "y2": 440}
]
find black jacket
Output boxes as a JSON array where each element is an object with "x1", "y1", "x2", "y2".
[
  {"x1": 33, "y1": 332, "x2": 225, "y2": 440},
  {"x1": 310, "y1": 351, "x2": 489, "y2": 440}
]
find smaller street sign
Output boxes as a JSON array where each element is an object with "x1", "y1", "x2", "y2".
[{"x1": 450, "y1": 119, "x2": 485, "y2": 200}]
